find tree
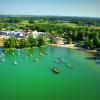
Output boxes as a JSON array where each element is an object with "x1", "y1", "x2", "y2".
[
  {"x1": 49, "y1": 37, "x2": 55, "y2": 43},
  {"x1": 4, "y1": 36, "x2": 17, "y2": 48},
  {"x1": 85, "y1": 38, "x2": 93, "y2": 49},
  {"x1": 93, "y1": 37, "x2": 100, "y2": 48},
  {"x1": 27, "y1": 33, "x2": 34, "y2": 48},
  {"x1": 38, "y1": 35, "x2": 47, "y2": 47},
  {"x1": 33, "y1": 39, "x2": 39, "y2": 47},
  {"x1": 17, "y1": 38, "x2": 27, "y2": 48},
  {"x1": 72, "y1": 31, "x2": 78, "y2": 41},
  {"x1": 67, "y1": 37, "x2": 72, "y2": 44}
]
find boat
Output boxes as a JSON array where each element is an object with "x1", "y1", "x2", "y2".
[
  {"x1": 57, "y1": 57, "x2": 61, "y2": 60},
  {"x1": 2, "y1": 53, "x2": 5, "y2": 56},
  {"x1": 56, "y1": 58, "x2": 66, "y2": 63},
  {"x1": 12, "y1": 53, "x2": 15, "y2": 55},
  {"x1": 24, "y1": 55, "x2": 27, "y2": 59},
  {"x1": 13, "y1": 61, "x2": 18, "y2": 65},
  {"x1": 29, "y1": 54, "x2": 32, "y2": 57},
  {"x1": 55, "y1": 60, "x2": 62, "y2": 64},
  {"x1": 66, "y1": 64, "x2": 73, "y2": 69},
  {"x1": 45, "y1": 52, "x2": 49, "y2": 54},
  {"x1": 34, "y1": 58, "x2": 39, "y2": 62},
  {"x1": 2, "y1": 59, "x2": 5, "y2": 62},
  {"x1": 61, "y1": 59, "x2": 66, "y2": 63},
  {"x1": 53, "y1": 67, "x2": 59, "y2": 73},
  {"x1": 40, "y1": 53, "x2": 44, "y2": 56},
  {"x1": 17, "y1": 49, "x2": 20, "y2": 51}
]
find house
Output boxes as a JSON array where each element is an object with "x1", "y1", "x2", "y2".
[
  {"x1": 53, "y1": 37, "x2": 64, "y2": 44},
  {"x1": 14, "y1": 31, "x2": 24, "y2": 38},
  {"x1": 32, "y1": 31, "x2": 39, "y2": 38},
  {"x1": 0, "y1": 30, "x2": 45, "y2": 38},
  {"x1": 32, "y1": 31, "x2": 46, "y2": 38}
]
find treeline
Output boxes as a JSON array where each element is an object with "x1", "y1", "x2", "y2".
[
  {"x1": 4, "y1": 34, "x2": 48, "y2": 49},
  {"x1": 0, "y1": 15, "x2": 100, "y2": 25}
]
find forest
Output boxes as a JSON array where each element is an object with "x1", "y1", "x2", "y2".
[{"x1": 0, "y1": 15, "x2": 100, "y2": 50}]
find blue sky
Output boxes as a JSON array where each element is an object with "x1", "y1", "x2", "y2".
[{"x1": 0, "y1": 0, "x2": 100, "y2": 17}]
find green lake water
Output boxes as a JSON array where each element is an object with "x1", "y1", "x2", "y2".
[{"x1": 0, "y1": 46, "x2": 100, "y2": 100}]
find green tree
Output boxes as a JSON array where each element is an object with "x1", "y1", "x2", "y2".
[
  {"x1": 67, "y1": 37, "x2": 72, "y2": 44},
  {"x1": 93, "y1": 37, "x2": 100, "y2": 48},
  {"x1": 17, "y1": 38, "x2": 27, "y2": 48},
  {"x1": 85, "y1": 38, "x2": 93, "y2": 49},
  {"x1": 27, "y1": 33, "x2": 34, "y2": 48},
  {"x1": 4, "y1": 36, "x2": 17, "y2": 48},
  {"x1": 38, "y1": 35, "x2": 47, "y2": 47},
  {"x1": 33, "y1": 39, "x2": 39, "y2": 47}
]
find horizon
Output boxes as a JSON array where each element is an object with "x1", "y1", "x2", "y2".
[
  {"x1": 0, "y1": 14, "x2": 100, "y2": 19},
  {"x1": 0, "y1": 0, "x2": 100, "y2": 17}
]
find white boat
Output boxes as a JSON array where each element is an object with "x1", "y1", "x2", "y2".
[
  {"x1": 61, "y1": 59, "x2": 66, "y2": 63},
  {"x1": 34, "y1": 58, "x2": 39, "y2": 62},
  {"x1": 40, "y1": 53, "x2": 44, "y2": 56},
  {"x1": 13, "y1": 61, "x2": 18, "y2": 65},
  {"x1": 55, "y1": 60, "x2": 62, "y2": 64},
  {"x1": 2, "y1": 53, "x2": 5, "y2": 56},
  {"x1": 45, "y1": 52, "x2": 49, "y2": 54},
  {"x1": 2, "y1": 59, "x2": 5, "y2": 62},
  {"x1": 66, "y1": 64, "x2": 73, "y2": 69}
]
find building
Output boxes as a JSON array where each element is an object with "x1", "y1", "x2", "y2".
[
  {"x1": 32, "y1": 31, "x2": 46, "y2": 38},
  {"x1": 53, "y1": 37, "x2": 64, "y2": 44}
]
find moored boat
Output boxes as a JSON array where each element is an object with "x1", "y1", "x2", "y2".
[
  {"x1": 13, "y1": 61, "x2": 18, "y2": 65},
  {"x1": 53, "y1": 67, "x2": 59, "y2": 73}
]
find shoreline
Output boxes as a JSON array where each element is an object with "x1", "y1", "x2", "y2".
[
  {"x1": 49, "y1": 44, "x2": 97, "y2": 55},
  {"x1": 49, "y1": 43, "x2": 81, "y2": 49},
  {"x1": 0, "y1": 43, "x2": 97, "y2": 56}
]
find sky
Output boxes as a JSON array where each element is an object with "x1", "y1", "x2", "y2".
[{"x1": 0, "y1": 0, "x2": 100, "y2": 17}]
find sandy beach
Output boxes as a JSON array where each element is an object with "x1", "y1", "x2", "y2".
[
  {"x1": 50, "y1": 43, "x2": 80, "y2": 49},
  {"x1": 50, "y1": 43, "x2": 97, "y2": 55}
]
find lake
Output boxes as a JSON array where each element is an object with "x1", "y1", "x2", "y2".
[{"x1": 0, "y1": 46, "x2": 100, "y2": 100}]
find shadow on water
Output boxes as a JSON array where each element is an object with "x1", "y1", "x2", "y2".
[
  {"x1": 96, "y1": 62, "x2": 100, "y2": 65},
  {"x1": 85, "y1": 57, "x2": 96, "y2": 60},
  {"x1": 85, "y1": 56, "x2": 100, "y2": 60}
]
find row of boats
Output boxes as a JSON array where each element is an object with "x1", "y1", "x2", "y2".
[
  {"x1": 0, "y1": 51, "x2": 48, "y2": 65},
  {"x1": 53, "y1": 57, "x2": 73, "y2": 73},
  {"x1": 55, "y1": 57, "x2": 73, "y2": 68}
]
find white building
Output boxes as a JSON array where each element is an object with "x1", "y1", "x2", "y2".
[
  {"x1": 32, "y1": 31, "x2": 39, "y2": 38},
  {"x1": 32, "y1": 31, "x2": 45, "y2": 38}
]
